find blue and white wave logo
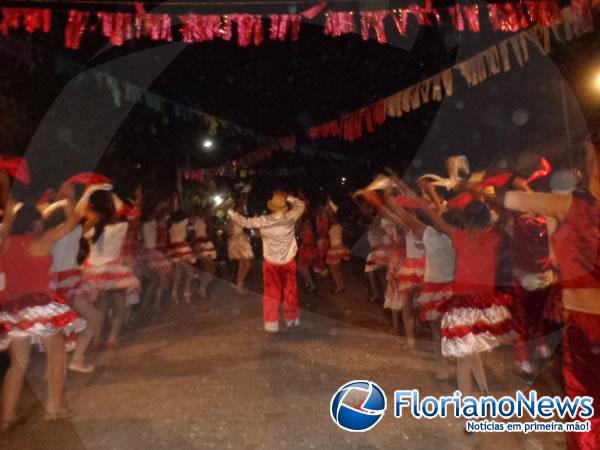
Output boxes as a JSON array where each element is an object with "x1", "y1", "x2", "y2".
[{"x1": 330, "y1": 380, "x2": 387, "y2": 432}]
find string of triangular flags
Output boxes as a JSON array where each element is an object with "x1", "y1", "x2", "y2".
[
  {"x1": 0, "y1": 36, "x2": 268, "y2": 141},
  {"x1": 308, "y1": 1, "x2": 595, "y2": 142},
  {"x1": 0, "y1": 0, "x2": 582, "y2": 49}
]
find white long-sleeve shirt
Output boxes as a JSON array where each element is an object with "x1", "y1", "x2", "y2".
[{"x1": 228, "y1": 196, "x2": 305, "y2": 264}]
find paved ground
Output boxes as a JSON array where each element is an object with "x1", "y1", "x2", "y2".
[{"x1": 0, "y1": 262, "x2": 567, "y2": 449}]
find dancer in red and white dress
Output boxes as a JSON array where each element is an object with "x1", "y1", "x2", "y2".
[
  {"x1": 81, "y1": 188, "x2": 140, "y2": 349},
  {"x1": 192, "y1": 213, "x2": 216, "y2": 299},
  {"x1": 384, "y1": 225, "x2": 424, "y2": 347},
  {"x1": 228, "y1": 192, "x2": 305, "y2": 332},
  {"x1": 1, "y1": 198, "x2": 87, "y2": 429},
  {"x1": 503, "y1": 139, "x2": 600, "y2": 449},
  {"x1": 326, "y1": 218, "x2": 351, "y2": 293},
  {"x1": 168, "y1": 210, "x2": 195, "y2": 304},
  {"x1": 227, "y1": 200, "x2": 254, "y2": 295},
  {"x1": 44, "y1": 191, "x2": 102, "y2": 374},
  {"x1": 418, "y1": 198, "x2": 513, "y2": 395},
  {"x1": 382, "y1": 200, "x2": 460, "y2": 381},
  {"x1": 364, "y1": 217, "x2": 394, "y2": 302},
  {"x1": 141, "y1": 215, "x2": 173, "y2": 309}
]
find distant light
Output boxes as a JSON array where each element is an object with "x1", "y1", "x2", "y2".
[
  {"x1": 594, "y1": 73, "x2": 600, "y2": 90},
  {"x1": 341, "y1": 176, "x2": 347, "y2": 185},
  {"x1": 212, "y1": 194, "x2": 223, "y2": 205},
  {"x1": 202, "y1": 138, "x2": 214, "y2": 150}
]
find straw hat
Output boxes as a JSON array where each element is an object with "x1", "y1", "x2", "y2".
[{"x1": 267, "y1": 192, "x2": 288, "y2": 213}]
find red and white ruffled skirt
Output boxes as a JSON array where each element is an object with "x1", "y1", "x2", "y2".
[
  {"x1": 169, "y1": 241, "x2": 195, "y2": 263},
  {"x1": 194, "y1": 237, "x2": 217, "y2": 260},
  {"x1": 0, "y1": 293, "x2": 87, "y2": 351},
  {"x1": 416, "y1": 281, "x2": 454, "y2": 322},
  {"x1": 397, "y1": 257, "x2": 425, "y2": 292},
  {"x1": 441, "y1": 292, "x2": 514, "y2": 358},
  {"x1": 50, "y1": 268, "x2": 84, "y2": 305},
  {"x1": 326, "y1": 244, "x2": 351, "y2": 265},
  {"x1": 141, "y1": 248, "x2": 173, "y2": 278},
  {"x1": 81, "y1": 259, "x2": 141, "y2": 305},
  {"x1": 364, "y1": 244, "x2": 391, "y2": 273}
]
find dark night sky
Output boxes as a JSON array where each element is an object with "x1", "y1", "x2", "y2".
[{"x1": 0, "y1": 1, "x2": 599, "y2": 199}]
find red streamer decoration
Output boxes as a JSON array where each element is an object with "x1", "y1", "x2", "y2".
[
  {"x1": 309, "y1": 101, "x2": 385, "y2": 142},
  {"x1": 448, "y1": 6, "x2": 465, "y2": 31},
  {"x1": 269, "y1": 14, "x2": 302, "y2": 41},
  {"x1": 179, "y1": 14, "x2": 222, "y2": 43},
  {"x1": 0, "y1": 1, "x2": 573, "y2": 50},
  {"x1": 360, "y1": 11, "x2": 388, "y2": 43},
  {"x1": 324, "y1": 11, "x2": 355, "y2": 37},
  {"x1": 526, "y1": 1, "x2": 562, "y2": 27},
  {"x1": 488, "y1": 2, "x2": 529, "y2": 32},
  {"x1": 0, "y1": 8, "x2": 51, "y2": 35},
  {"x1": 64, "y1": 10, "x2": 90, "y2": 49},
  {"x1": 391, "y1": 10, "x2": 409, "y2": 35}
]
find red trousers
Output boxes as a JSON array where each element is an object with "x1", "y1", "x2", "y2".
[
  {"x1": 564, "y1": 311, "x2": 600, "y2": 450},
  {"x1": 263, "y1": 260, "x2": 299, "y2": 325},
  {"x1": 511, "y1": 284, "x2": 550, "y2": 363}
]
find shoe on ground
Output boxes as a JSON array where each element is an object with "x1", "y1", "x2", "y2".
[
  {"x1": 264, "y1": 322, "x2": 279, "y2": 333},
  {"x1": 68, "y1": 361, "x2": 95, "y2": 374}
]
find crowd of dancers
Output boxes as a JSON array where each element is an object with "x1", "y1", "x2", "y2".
[{"x1": 0, "y1": 133, "x2": 598, "y2": 449}]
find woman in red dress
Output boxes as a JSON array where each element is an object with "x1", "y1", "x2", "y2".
[
  {"x1": 1, "y1": 197, "x2": 87, "y2": 429},
  {"x1": 418, "y1": 198, "x2": 513, "y2": 395}
]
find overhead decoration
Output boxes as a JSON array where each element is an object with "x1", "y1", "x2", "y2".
[
  {"x1": 308, "y1": 3, "x2": 595, "y2": 142},
  {"x1": 0, "y1": 0, "x2": 587, "y2": 49}
]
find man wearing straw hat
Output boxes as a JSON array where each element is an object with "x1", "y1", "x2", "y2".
[{"x1": 228, "y1": 191, "x2": 305, "y2": 332}]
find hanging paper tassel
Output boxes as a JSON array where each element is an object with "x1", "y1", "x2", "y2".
[
  {"x1": 448, "y1": 6, "x2": 465, "y2": 31},
  {"x1": 406, "y1": 5, "x2": 434, "y2": 26},
  {"x1": 179, "y1": 14, "x2": 222, "y2": 43},
  {"x1": 462, "y1": 5, "x2": 481, "y2": 32},
  {"x1": 97, "y1": 12, "x2": 134, "y2": 46},
  {"x1": 391, "y1": 9, "x2": 409, "y2": 35},
  {"x1": 526, "y1": 1, "x2": 563, "y2": 27},
  {"x1": 228, "y1": 14, "x2": 263, "y2": 47},
  {"x1": 136, "y1": 13, "x2": 173, "y2": 42},
  {"x1": 0, "y1": 8, "x2": 52, "y2": 35},
  {"x1": 360, "y1": 11, "x2": 388, "y2": 43},
  {"x1": 324, "y1": 11, "x2": 355, "y2": 37},
  {"x1": 269, "y1": 14, "x2": 302, "y2": 41},
  {"x1": 570, "y1": 0, "x2": 594, "y2": 32},
  {"x1": 64, "y1": 10, "x2": 90, "y2": 49},
  {"x1": 488, "y1": 3, "x2": 526, "y2": 32}
]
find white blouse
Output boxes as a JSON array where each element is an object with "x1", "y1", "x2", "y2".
[
  {"x1": 141, "y1": 220, "x2": 157, "y2": 250},
  {"x1": 169, "y1": 219, "x2": 188, "y2": 244},
  {"x1": 51, "y1": 225, "x2": 83, "y2": 272},
  {"x1": 87, "y1": 222, "x2": 128, "y2": 266}
]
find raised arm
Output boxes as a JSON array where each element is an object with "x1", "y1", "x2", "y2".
[
  {"x1": 503, "y1": 191, "x2": 572, "y2": 222},
  {"x1": 227, "y1": 209, "x2": 269, "y2": 229},
  {"x1": 382, "y1": 201, "x2": 427, "y2": 239},
  {"x1": 286, "y1": 195, "x2": 306, "y2": 221},
  {"x1": 413, "y1": 196, "x2": 458, "y2": 238},
  {"x1": 42, "y1": 184, "x2": 78, "y2": 244}
]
